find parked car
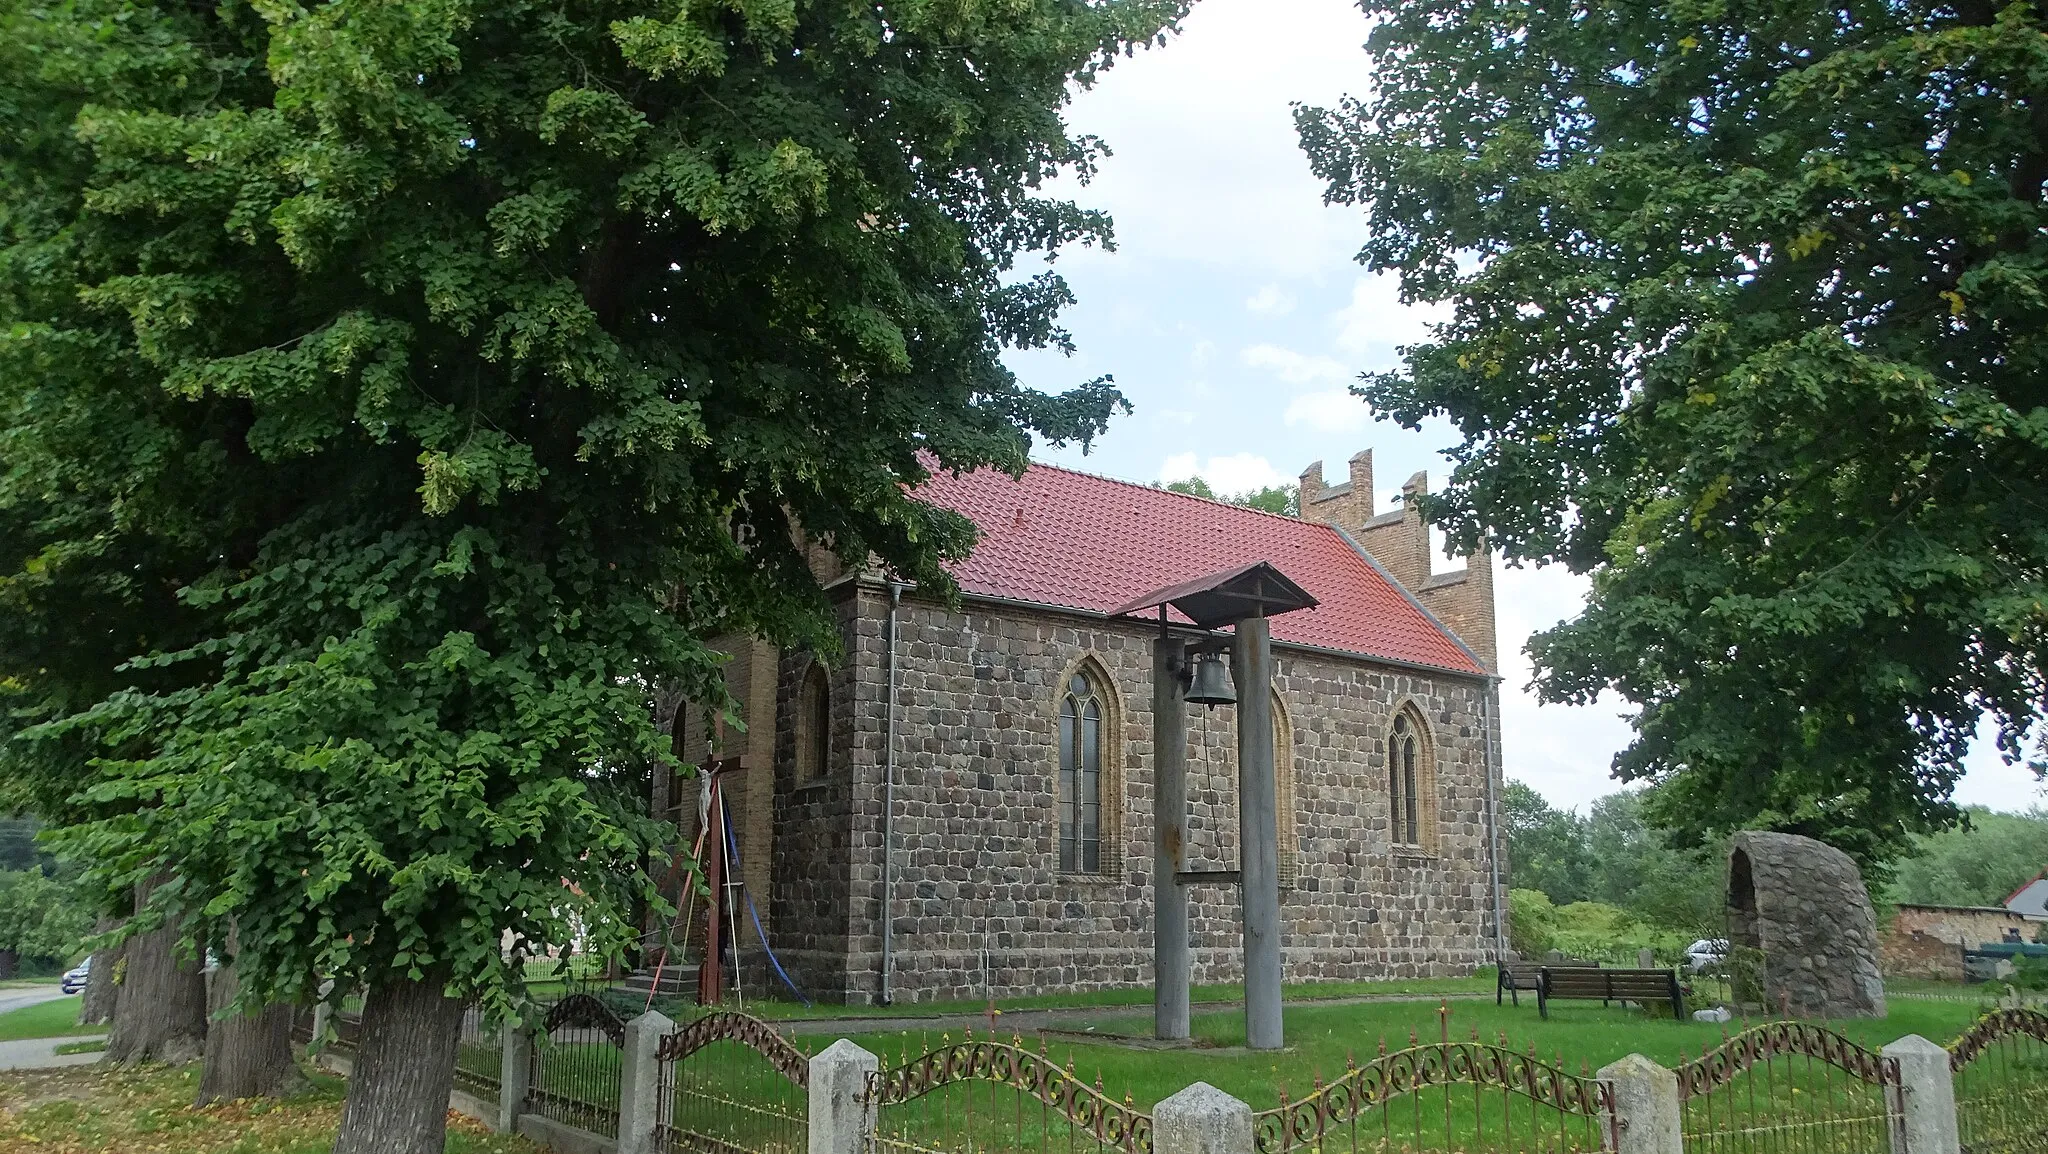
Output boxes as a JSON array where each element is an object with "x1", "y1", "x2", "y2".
[
  {"x1": 1685, "y1": 938, "x2": 1730, "y2": 972},
  {"x1": 59, "y1": 958, "x2": 90, "y2": 994}
]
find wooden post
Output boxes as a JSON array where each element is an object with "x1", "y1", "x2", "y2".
[
  {"x1": 1154, "y1": 631, "x2": 1191, "y2": 1041},
  {"x1": 1233, "y1": 615, "x2": 1283, "y2": 1051}
]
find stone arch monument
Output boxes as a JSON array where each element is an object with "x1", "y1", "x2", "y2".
[{"x1": 1726, "y1": 831, "x2": 1886, "y2": 1019}]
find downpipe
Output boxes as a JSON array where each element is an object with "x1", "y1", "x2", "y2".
[{"x1": 880, "y1": 581, "x2": 904, "y2": 1005}]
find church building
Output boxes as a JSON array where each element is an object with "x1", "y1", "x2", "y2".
[{"x1": 656, "y1": 448, "x2": 1507, "y2": 1005}]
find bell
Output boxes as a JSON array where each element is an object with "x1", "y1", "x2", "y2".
[{"x1": 1183, "y1": 651, "x2": 1236, "y2": 708}]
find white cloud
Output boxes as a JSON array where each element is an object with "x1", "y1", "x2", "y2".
[
  {"x1": 1159, "y1": 451, "x2": 1290, "y2": 495},
  {"x1": 1245, "y1": 284, "x2": 1297, "y2": 315},
  {"x1": 1034, "y1": 0, "x2": 1377, "y2": 278},
  {"x1": 1282, "y1": 390, "x2": 1370, "y2": 432},
  {"x1": 1190, "y1": 339, "x2": 1217, "y2": 367},
  {"x1": 1333, "y1": 273, "x2": 1452, "y2": 365},
  {"x1": 1241, "y1": 343, "x2": 1351, "y2": 384}
]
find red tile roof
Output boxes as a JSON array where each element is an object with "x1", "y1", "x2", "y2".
[{"x1": 914, "y1": 462, "x2": 1487, "y2": 677}]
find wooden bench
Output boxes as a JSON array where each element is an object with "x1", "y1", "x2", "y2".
[
  {"x1": 1537, "y1": 966, "x2": 1685, "y2": 1020},
  {"x1": 1497, "y1": 955, "x2": 1597, "y2": 1006}
]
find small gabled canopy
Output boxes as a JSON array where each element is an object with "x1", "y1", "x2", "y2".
[{"x1": 1109, "y1": 560, "x2": 1319, "y2": 630}]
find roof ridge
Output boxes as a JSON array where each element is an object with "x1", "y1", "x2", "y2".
[{"x1": 1024, "y1": 457, "x2": 1309, "y2": 523}]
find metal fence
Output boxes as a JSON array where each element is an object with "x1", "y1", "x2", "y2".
[
  {"x1": 527, "y1": 993, "x2": 627, "y2": 1139},
  {"x1": 656, "y1": 1011, "x2": 809, "y2": 1154},
  {"x1": 453, "y1": 1002, "x2": 502, "y2": 1103},
  {"x1": 330, "y1": 989, "x2": 364, "y2": 1055},
  {"x1": 1949, "y1": 1009, "x2": 2048, "y2": 1154},
  {"x1": 1676, "y1": 1022, "x2": 1904, "y2": 1154},
  {"x1": 865, "y1": 1029, "x2": 1152, "y2": 1154},
  {"x1": 1253, "y1": 1031, "x2": 1613, "y2": 1154}
]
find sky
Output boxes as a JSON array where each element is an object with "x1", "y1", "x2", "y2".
[{"x1": 1000, "y1": 0, "x2": 2044, "y2": 814}]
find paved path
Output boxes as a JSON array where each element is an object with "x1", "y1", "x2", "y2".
[
  {"x1": 0, "y1": 1035, "x2": 102, "y2": 1071},
  {"x1": 0, "y1": 986, "x2": 71, "y2": 1017}
]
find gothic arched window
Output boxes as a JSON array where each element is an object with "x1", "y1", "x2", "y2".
[
  {"x1": 1273, "y1": 689, "x2": 1298, "y2": 887},
  {"x1": 1059, "y1": 670, "x2": 1106, "y2": 874},
  {"x1": 1387, "y1": 708, "x2": 1435, "y2": 849},
  {"x1": 795, "y1": 663, "x2": 830, "y2": 782}
]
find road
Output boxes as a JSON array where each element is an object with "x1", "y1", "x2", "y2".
[{"x1": 0, "y1": 984, "x2": 72, "y2": 1016}]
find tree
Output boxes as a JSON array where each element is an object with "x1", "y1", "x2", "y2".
[
  {"x1": 1298, "y1": 0, "x2": 2048, "y2": 867},
  {"x1": 0, "y1": 868, "x2": 91, "y2": 978},
  {"x1": 3, "y1": 1, "x2": 1186, "y2": 1150},
  {"x1": 1501, "y1": 780, "x2": 1591, "y2": 904},
  {"x1": 1581, "y1": 792, "x2": 1724, "y2": 934},
  {"x1": 1887, "y1": 806, "x2": 2048, "y2": 908},
  {"x1": 1164, "y1": 476, "x2": 1300, "y2": 515}
]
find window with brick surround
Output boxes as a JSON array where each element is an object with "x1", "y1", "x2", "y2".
[
  {"x1": 1059, "y1": 670, "x2": 1107, "y2": 874},
  {"x1": 1273, "y1": 689, "x2": 1299, "y2": 887},
  {"x1": 795, "y1": 663, "x2": 830, "y2": 782},
  {"x1": 1387, "y1": 707, "x2": 1437, "y2": 851}
]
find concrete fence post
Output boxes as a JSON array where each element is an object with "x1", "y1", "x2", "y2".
[
  {"x1": 498, "y1": 1025, "x2": 534, "y2": 1134},
  {"x1": 808, "y1": 1039, "x2": 880, "y2": 1154},
  {"x1": 1882, "y1": 1035, "x2": 1960, "y2": 1154},
  {"x1": 1598, "y1": 1054, "x2": 1682, "y2": 1154},
  {"x1": 1155, "y1": 1082, "x2": 1255, "y2": 1154},
  {"x1": 309, "y1": 978, "x2": 335, "y2": 1047},
  {"x1": 617, "y1": 1010, "x2": 674, "y2": 1154}
]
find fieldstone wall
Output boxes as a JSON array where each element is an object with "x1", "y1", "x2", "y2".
[
  {"x1": 1890, "y1": 904, "x2": 2031, "y2": 948},
  {"x1": 763, "y1": 590, "x2": 863, "y2": 998},
  {"x1": 814, "y1": 585, "x2": 1500, "y2": 1004},
  {"x1": 1878, "y1": 930, "x2": 1964, "y2": 982},
  {"x1": 1727, "y1": 832, "x2": 1886, "y2": 1019}
]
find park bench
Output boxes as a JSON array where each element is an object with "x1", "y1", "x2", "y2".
[
  {"x1": 1537, "y1": 966, "x2": 1685, "y2": 1020},
  {"x1": 1497, "y1": 954, "x2": 1597, "y2": 1006}
]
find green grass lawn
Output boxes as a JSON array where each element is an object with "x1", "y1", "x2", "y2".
[
  {"x1": 638, "y1": 972, "x2": 1499, "y2": 1022},
  {"x1": 815, "y1": 992, "x2": 1990, "y2": 1112},
  {"x1": 0, "y1": 994, "x2": 104, "y2": 1042}
]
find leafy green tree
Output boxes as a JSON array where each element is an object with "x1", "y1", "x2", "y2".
[
  {"x1": 0, "y1": 819, "x2": 37, "y2": 873},
  {"x1": 1164, "y1": 476, "x2": 1300, "y2": 515},
  {"x1": 1887, "y1": 806, "x2": 2048, "y2": 908},
  {"x1": 1582, "y1": 792, "x2": 1725, "y2": 934},
  {"x1": 1502, "y1": 780, "x2": 1592, "y2": 904},
  {"x1": 2, "y1": 0, "x2": 1185, "y2": 1146},
  {"x1": 0, "y1": 869, "x2": 91, "y2": 974},
  {"x1": 1298, "y1": 0, "x2": 2048, "y2": 866}
]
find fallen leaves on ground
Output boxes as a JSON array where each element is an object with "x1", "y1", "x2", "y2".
[{"x1": 0, "y1": 1062, "x2": 539, "y2": 1154}]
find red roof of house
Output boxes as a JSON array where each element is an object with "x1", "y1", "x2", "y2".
[{"x1": 915, "y1": 462, "x2": 1487, "y2": 677}]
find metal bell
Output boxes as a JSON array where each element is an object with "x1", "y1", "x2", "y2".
[{"x1": 1183, "y1": 651, "x2": 1236, "y2": 708}]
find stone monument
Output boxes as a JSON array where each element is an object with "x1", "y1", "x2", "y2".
[{"x1": 1726, "y1": 831, "x2": 1886, "y2": 1018}]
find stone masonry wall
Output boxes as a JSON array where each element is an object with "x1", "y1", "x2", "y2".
[
  {"x1": 764, "y1": 589, "x2": 863, "y2": 998},
  {"x1": 1890, "y1": 904, "x2": 2032, "y2": 948},
  {"x1": 832, "y1": 586, "x2": 1501, "y2": 1004},
  {"x1": 1878, "y1": 930, "x2": 1964, "y2": 981}
]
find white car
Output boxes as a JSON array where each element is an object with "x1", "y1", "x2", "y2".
[{"x1": 1685, "y1": 938, "x2": 1730, "y2": 972}]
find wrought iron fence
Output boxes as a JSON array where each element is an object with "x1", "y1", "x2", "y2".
[
  {"x1": 1676, "y1": 1021, "x2": 1904, "y2": 1154},
  {"x1": 330, "y1": 989, "x2": 364, "y2": 1055},
  {"x1": 1949, "y1": 1009, "x2": 2048, "y2": 1154},
  {"x1": 865, "y1": 1029, "x2": 1151, "y2": 1154},
  {"x1": 1252, "y1": 1031, "x2": 1613, "y2": 1154},
  {"x1": 656, "y1": 1011, "x2": 810, "y2": 1154},
  {"x1": 526, "y1": 993, "x2": 628, "y2": 1139},
  {"x1": 454, "y1": 1002, "x2": 502, "y2": 1103}
]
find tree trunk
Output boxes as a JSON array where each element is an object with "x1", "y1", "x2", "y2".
[
  {"x1": 79, "y1": 915, "x2": 123, "y2": 1026},
  {"x1": 330, "y1": 969, "x2": 465, "y2": 1154},
  {"x1": 195, "y1": 928, "x2": 307, "y2": 1105},
  {"x1": 105, "y1": 877, "x2": 207, "y2": 1065},
  {"x1": 0, "y1": 950, "x2": 15, "y2": 981}
]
